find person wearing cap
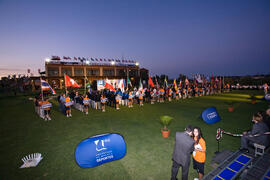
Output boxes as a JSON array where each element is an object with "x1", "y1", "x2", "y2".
[{"x1": 171, "y1": 125, "x2": 195, "y2": 180}]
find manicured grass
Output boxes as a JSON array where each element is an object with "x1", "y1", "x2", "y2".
[{"x1": 0, "y1": 90, "x2": 268, "y2": 179}]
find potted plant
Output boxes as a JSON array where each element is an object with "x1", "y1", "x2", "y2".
[
  {"x1": 250, "y1": 94, "x2": 257, "y2": 104},
  {"x1": 160, "y1": 115, "x2": 173, "y2": 138},
  {"x1": 225, "y1": 101, "x2": 235, "y2": 112}
]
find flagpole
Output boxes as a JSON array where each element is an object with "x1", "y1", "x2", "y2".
[
  {"x1": 64, "y1": 73, "x2": 67, "y2": 96},
  {"x1": 40, "y1": 77, "x2": 44, "y2": 101},
  {"x1": 84, "y1": 75, "x2": 86, "y2": 95}
]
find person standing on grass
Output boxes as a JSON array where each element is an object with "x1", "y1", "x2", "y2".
[
  {"x1": 128, "y1": 91, "x2": 133, "y2": 107},
  {"x1": 115, "y1": 94, "x2": 120, "y2": 110},
  {"x1": 171, "y1": 125, "x2": 195, "y2": 180},
  {"x1": 39, "y1": 98, "x2": 52, "y2": 121},
  {"x1": 65, "y1": 95, "x2": 72, "y2": 117},
  {"x1": 83, "y1": 94, "x2": 90, "y2": 115},
  {"x1": 192, "y1": 127, "x2": 206, "y2": 180},
  {"x1": 101, "y1": 94, "x2": 107, "y2": 112}
]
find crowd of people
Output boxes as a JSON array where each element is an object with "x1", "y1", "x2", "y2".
[{"x1": 52, "y1": 83, "x2": 231, "y2": 116}]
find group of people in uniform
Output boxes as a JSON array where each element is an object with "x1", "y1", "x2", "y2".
[{"x1": 34, "y1": 83, "x2": 231, "y2": 120}]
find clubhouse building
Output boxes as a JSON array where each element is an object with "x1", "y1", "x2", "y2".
[{"x1": 45, "y1": 56, "x2": 148, "y2": 89}]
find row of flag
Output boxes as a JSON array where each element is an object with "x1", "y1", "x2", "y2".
[
  {"x1": 41, "y1": 74, "x2": 80, "y2": 95},
  {"x1": 51, "y1": 56, "x2": 137, "y2": 63},
  {"x1": 41, "y1": 74, "x2": 226, "y2": 96},
  {"x1": 147, "y1": 75, "x2": 225, "y2": 89}
]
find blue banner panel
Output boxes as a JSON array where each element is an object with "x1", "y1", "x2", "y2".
[
  {"x1": 201, "y1": 107, "x2": 221, "y2": 124},
  {"x1": 75, "y1": 133, "x2": 126, "y2": 168}
]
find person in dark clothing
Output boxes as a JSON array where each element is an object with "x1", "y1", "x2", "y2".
[
  {"x1": 240, "y1": 112, "x2": 270, "y2": 152},
  {"x1": 171, "y1": 125, "x2": 195, "y2": 180},
  {"x1": 264, "y1": 106, "x2": 270, "y2": 129}
]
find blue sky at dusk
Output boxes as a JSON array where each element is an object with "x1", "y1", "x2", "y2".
[{"x1": 0, "y1": 0, "x2": 270, "y2": 78}]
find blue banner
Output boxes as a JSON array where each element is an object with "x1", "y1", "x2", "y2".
[
  {"x1": 65, "y1": 101, "x2": 74, "y2": 106},
  {"x1": 201, "y1": 107, "x2": 221, "y2": 124},
  {"x1": 75, "y1": 133, "x2": 126, "y2": 168},
  {"x1": 40, "y1": 103, "x2": 52, "y2": 109}
]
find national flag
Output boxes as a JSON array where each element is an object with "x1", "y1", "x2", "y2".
[
  {"x1": 74, "y1": 57, "x2": 78, "y2": 60},
  {"x1": 211, "y1": 75, "x2": 214, "y2": 83},
  {"x1": 185, "y1": 78, "x2": 189, "y2": 85},
  {"x1": 139, "y1": 79, "x2": 143, "y2": 91},
  {"x1": 127, "y1": 77, "x2": 132, "y2": 87},
  {"x1": 155, "y1": 77, "x2": 160, "y2": 89},
  {"x1": 41, "y1": 79, "x2": 56, "y2": 95},
  {"x1": 164, "y1": 78, "x2": 168, "y2": 88},
  {"x1": 118, "y1": 79, "x2": 125, "y2": 91},
  {"x1": 51, "y1": 56, "x2": 60, "y2": 60},
  {"x1": 148, "y1": 76, "x2": 155, "y2": 88},
  {"x1": 105, "y1": 81, "x2": 116, "y2": 91},
  {"x1": 173, "y1": 79, "x2": 178, "y2": 90},
  {"x1": 195, "y1": 74, "x2": 203, "y2": 83},
  {"x1": 85, "y1": 77, "x2": 91, "y2": 88},
  {"x1": 215, "y1": 76, "x2": 219, "y2": 82},
  {"x1": 63, "y1": 56, "x2": 68, "y2": 60},
  {"x1": 64, "y1": 74, "x2": 80, "y2": 87}
]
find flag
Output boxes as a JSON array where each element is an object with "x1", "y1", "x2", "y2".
[
  {"x1": 105, "y1": 81, "x2": 116, "y2": 91},
  {"x1": 41, "y1": 79, "x2": 56, "y2": 95},
  {"x1": 85, "y1": 77, "x2": 91, "y2": 88},
  {"x1": 185, "y1": 78, "x2": 189, "y2": 86},
  {"x1": 173, "y1": 79, "x2": 178, "y2": 90},
  {"x1": 139, "y1": 79, "x2": 143, "y2": 91},
  {"x1": 164, "y1": 78, "x2": 168, "y2": 88},
  {"x1": 179, "y1": 80, "x2": 182, "y2": 87},
  {"x1": 148, "y1": 76, "x2": 154, "y2": 88},
  {"x1": 118, "y1": 79, "x2": 125, "y2": 91},
  {"x1": 155, "y1": 77, "x2": 160, "y2": 89},
  {"x1": 195, "y1": 74, "x2": 203, "y2": 83},
  {"x1": 74, "y1": 57, "x2": 77, "y2": 60},
  {"x1": 211, "y1": 75, "x2": 214, "y2": 83},
  {"x1": 127, "y1": 77, "x2": 132, "y2": 87},
  {"x1": 64, "y1": 74, "x2": 80, "y2": 87},
  {"x1": 215, "y1": 76, "x2": 219, "y2": 82}
]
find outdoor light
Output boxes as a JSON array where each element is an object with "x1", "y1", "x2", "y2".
[
  {"x1": 111, "y1": 61, "x2": 115, "y2": 65},
  {"x1": 86, "y1": 60, "x2": 90, "y2": 65},
  {"x1": 45, "y1": 58, "x2": 51, "y2": 62},
  {"x1": 135, "y1": 62, "x2": 139, "y2": 66}
]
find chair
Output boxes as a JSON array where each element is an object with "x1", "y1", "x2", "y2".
[{"x1": 254, "y1": 143, "x2": 265, "y2": 157}]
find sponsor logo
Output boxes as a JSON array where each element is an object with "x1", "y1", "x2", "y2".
[{"x1": 207, "y1": 112, "x2": 217, "y2": 119}]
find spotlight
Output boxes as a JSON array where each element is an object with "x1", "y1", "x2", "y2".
[{"x1": 45, "y1": 58, "x2": 51, "y2": 62}]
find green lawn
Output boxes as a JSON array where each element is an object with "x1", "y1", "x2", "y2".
[{"x1": 0, "y1": 90, "x2": 268, "y2": 179}]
